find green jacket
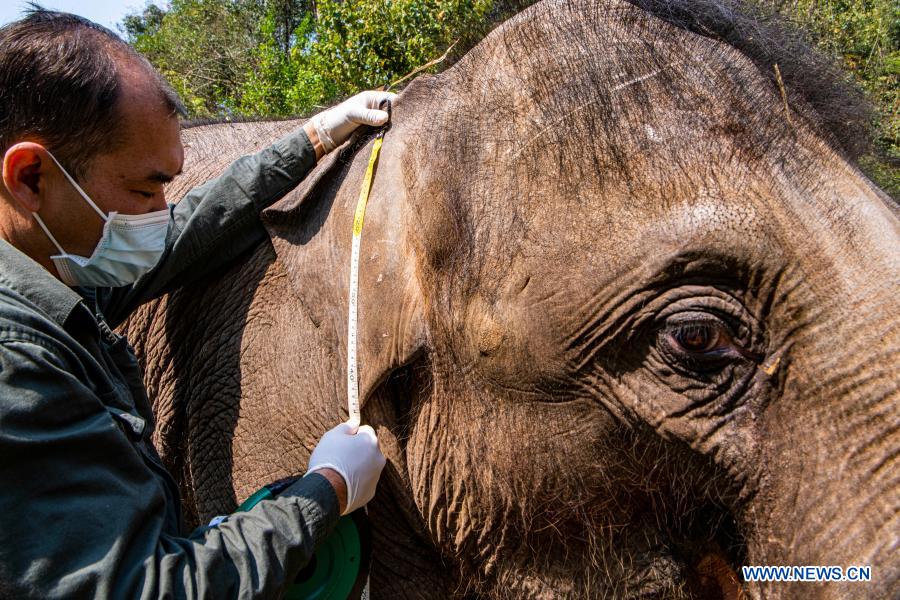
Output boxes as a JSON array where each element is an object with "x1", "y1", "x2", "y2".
[{"x1": 0, "y1": 128, "x2": 339, "y2": 599}]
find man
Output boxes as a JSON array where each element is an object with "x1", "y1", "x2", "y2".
[{"x1": 0, "y1": 9, "x2": 391, "y2": 598}]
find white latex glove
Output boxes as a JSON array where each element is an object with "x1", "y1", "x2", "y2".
[
  {"x1": 306, "y1": 422, "x2": 386, "y2": 514},
  {"x1": 312, "y1": 90, "x2": 396, "y2": 153}
]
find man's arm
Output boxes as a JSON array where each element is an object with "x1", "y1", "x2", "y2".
[
  {"x1": 99, "y1": 126, "x2": 318, "y2": 328},
  {"x1": 100, "y1": 91, "x2": 394, "y2": 328},
  {"x1": 0, "y1": 334, "x2": 343, "y2": 599}
]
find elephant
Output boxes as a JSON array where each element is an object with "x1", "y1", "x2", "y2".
[{"x1": 121, "y1": 0, "x2": 899, "y2": 597}]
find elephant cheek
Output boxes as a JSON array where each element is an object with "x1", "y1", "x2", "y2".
[{"x1": 408, "y1": 381, "x2": 623, "y2": 552}]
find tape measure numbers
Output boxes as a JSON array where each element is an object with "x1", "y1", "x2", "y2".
[{"x1": 347, "y1": 134, "x2": 384, "y2": 427}]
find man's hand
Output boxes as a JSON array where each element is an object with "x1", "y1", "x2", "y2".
[
  {"x1": 308, "y1": 90, "x2": 396, "y2": 156},
  {"x1": 307, "y1": 422, "x2": 386, "y2": 515}
]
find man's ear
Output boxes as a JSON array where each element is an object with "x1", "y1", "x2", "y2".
[{"x1": 2, "y1": 142, "x2": 48, "y2": 212}]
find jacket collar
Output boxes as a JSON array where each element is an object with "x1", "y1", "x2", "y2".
[{"x1": 0, "y1": 239, "x2": 87, "y2": 329}]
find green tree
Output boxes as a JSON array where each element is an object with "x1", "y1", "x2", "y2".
[
  {"x1": 124, "y1": 0, "x2": 497, "y2": 118},
  {"x1": 121, "y1": 3, "x2": 166, "y2": 38},
  {"x1": 776, "y1": 0, "x2": 899, "y2": 194},
  {"x1": 238, "y1": 0, "x2": 494, "y2": 116},
  {"x1": 237, "y1": 8, "x2": 322, "y2": 116},
  {"x1": 123, "y1": 0, "x2": 266, "y2": 117}
]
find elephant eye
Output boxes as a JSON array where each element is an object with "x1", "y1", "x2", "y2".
[
  {"x1": 672, "y1": 323, "x2": 725, "y2": 353},
  {"x1": 657, "y1": 315, "x2": 741, "y2": 372}
]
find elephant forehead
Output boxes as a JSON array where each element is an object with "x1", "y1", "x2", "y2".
[
  {"x1": 447, "y1": 152, "x2": 897, "y2": 399},
  {"x1": 457, "y1": 178, "x2": 773, "y2": 331}
]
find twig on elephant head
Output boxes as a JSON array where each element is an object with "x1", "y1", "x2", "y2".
[
  {"x1": 388, "y1": 39, "x2": 460, "y2": 91},
  {"x1": 773, "y1": 64, "x2": 793, "y2": 127}
]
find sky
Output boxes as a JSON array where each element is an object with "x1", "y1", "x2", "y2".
[{"x1": 0, "y1": 1, "x2": 159, "y2": 35}]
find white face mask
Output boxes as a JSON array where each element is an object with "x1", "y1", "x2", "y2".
[{"x1": 32, "y1": 151, "x2": 172, "y2": 288}]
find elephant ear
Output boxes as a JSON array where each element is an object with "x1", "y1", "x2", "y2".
[
  {"x1": 261, "y1": 128, "x2": 427, "y2": 408},
  {"x1": 261, "y1": 130, "x2": 358, "y2": 233},
  {"x1": 261, "y1": 133, "x2": 363, "y2": 327}
]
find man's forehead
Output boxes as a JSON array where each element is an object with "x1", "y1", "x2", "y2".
[
  {"x1": 117, "y1": 66, "x2": 177, "y2": 126},
  {"x1": 105, "y1": 67, "x2": 184, "y2": 179}
]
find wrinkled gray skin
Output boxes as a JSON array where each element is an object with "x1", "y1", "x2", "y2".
[{"x1": 123, "y1": 0, "x2": 899, "y2": 597}]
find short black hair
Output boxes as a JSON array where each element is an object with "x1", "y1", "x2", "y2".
[{"x1": 0, "y1": 7, "x2": 187, "y2": 179}]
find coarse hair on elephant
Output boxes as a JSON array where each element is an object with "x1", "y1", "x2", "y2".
[{"x1": 122, "y1": 0, "x2": 898, "y2": 598}]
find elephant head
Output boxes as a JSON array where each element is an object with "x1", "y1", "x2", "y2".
[{"x1": 128, "y1": 0, "x2": 898, "y2": 598}]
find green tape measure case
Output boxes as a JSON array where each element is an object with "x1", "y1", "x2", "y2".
[{"x1": 237, "y1": 480, "x2": 372, "y2": 599}]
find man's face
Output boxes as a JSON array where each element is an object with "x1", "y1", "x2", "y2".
[{"x1": 43, "y1": 65, "x2": 184, "y2": 258}]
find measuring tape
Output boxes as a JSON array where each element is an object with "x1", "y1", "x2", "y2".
[
  {"x1": 346, "y1": 128, "x2": 386, "y2": 427},
  {"x1": 346, "y1": 102, "x2": 390, "y2": 600}
]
